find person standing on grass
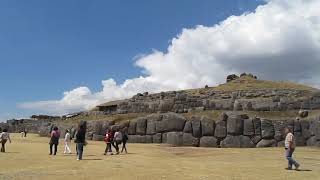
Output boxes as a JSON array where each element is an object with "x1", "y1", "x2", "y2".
[
  {"x1": 114, "y1": 129, "x2": 123, "y2": 154},
  {"x1": 0, "y1": 129, "x2": 11, "y2": 153},
  {"x1": 49, "y1": 127, "x2": 60, "y2": 155},
  {"x1": 104, "y1": 129, "x2": 113, "y2": 155},
  {"x1": 284, "y1": 127, "x2": 300, "y2": 170},
  {"x1": 64, "y1": 129, "x2": 72, "y2": 154},
  {"x1": 75, "y1": 124, "x2": 86, "y2": 160},
  {"x1": 121, "y1": 128, "x2": 128, "y2": 154}
]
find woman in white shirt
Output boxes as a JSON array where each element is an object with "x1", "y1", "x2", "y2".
[
  {"x1": 114, "y1": 129, "x2": 123, "y2": 154},
  {"x1": 0, "y1": 129, "x2": 11, "y2": 153},
  {"x1": 64, "y1": 129, "x2": 71, "y2": 154}
]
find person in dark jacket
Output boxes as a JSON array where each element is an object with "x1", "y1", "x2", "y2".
[
  {"x1": 75, "y1": 124, "x2": 86, "y2": 160},
  {"x1": 121, "y1": 128, "x2": 128, "y2": 154},
  {"x1": 49, "y1": 127, "x2": 60, "y2": 155}
]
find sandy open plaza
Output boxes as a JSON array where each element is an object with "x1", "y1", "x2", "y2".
[{"x1": 0, "y1": 134, "x2": 319, "y2": 180}]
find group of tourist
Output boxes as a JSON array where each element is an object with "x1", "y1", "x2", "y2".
[
  {"x1": 48, "y1": 125, "x2": 128, "y2": 161},
  {"x1": 104, "y1": 128, "x2": 128, "y2": 155}
]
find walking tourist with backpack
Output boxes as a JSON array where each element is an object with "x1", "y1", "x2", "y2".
[{"x1": 49, "y1": 127, "x2": 60, "y2": 155}]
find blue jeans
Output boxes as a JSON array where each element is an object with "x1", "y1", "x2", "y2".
[
  {"x1": 286, "y1": 148, "x2": 299, "y2": 168},
  {"x1": 76, "y1": 143, "x2": 84, "y2": 160}
]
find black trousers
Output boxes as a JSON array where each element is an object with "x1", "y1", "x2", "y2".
[
  {"x1": 1, "y1": 139, "x2": 7, "y2": 152},
  {"x1": 121, "y1": 141, "x2": 127, "y2": 153},
  {"x1": 50, "y1": 143, "x2": 58, "y2": 155}
]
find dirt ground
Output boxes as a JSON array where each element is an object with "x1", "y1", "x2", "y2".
[{"x1": 0, "y1": 134, "x2": 320, "y2": 180}]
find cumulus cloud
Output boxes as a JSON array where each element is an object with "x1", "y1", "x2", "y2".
[{"x1": 18, "y1": 0, "x2": 320, "y2": 115}]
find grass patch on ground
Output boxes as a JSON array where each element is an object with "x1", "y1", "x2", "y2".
[{"x1": 0, "y1": 134, "x2": 320, "y2": 180}]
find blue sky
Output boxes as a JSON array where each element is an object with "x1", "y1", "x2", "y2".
[
  {"x1": 2, "y1": 0, "x2": 320, "y2": 121},
  {"x1": 0, "y1": 0, "x2": 264, "y2": 121}
]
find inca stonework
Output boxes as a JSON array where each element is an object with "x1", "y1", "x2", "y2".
[{"x1": 1, "y1": 74, "x2": 320, "y2": 148}]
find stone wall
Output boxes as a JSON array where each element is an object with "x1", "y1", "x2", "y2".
[
  {"x1": 92, "y1": 89, "x2": 320, "y2": 115},
  {"x1": 2, "y1": 112, "x2": 320, "y2": 148},
  {"x1": 121, "y1": 112, "x2": 320, "y2": 148}
]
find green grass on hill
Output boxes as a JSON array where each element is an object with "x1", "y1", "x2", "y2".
[{"x1": 187, "y1": 76, "x2": 317, "y2": 95}]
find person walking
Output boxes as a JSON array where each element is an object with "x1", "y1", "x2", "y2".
[
  {"x1": 64, "y1": 129, "x2": 72, "y2": 154},
  {"x1": 49, "y1": 127, "x2": 60, "y2": 155},
  {"x1": 114, "y1": 129, "x2": 122, "y2": 154},
  {"x1": 75, "y1": 124, "x2": 86, "y2": 160},
  {"x1": 104, "y1": 129, "x2": 113, "y2": 155},
  {"x1": 121, "y1": 128, "x2": 128, "y2": 154},
  {"x1": 0, "y1": 129, "x2": 11, "y2": 153},
  {"x1": 284, "y1": 127, "x2": 300, "y2": 170}
]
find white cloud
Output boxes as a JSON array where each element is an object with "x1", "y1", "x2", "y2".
[{"x1": 18, "y1": 0, "x2": 320, "y2": 115}]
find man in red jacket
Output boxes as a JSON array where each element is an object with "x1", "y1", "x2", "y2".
[{"x1": 104, "y1": 129, "x2": 113, "y2": 155}]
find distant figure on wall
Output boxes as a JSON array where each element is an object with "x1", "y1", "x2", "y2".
[
  {"x1": 64, "y1": 129, "x2": 72, "y2": 154},
  {"x1": 0, "y1": 129, "x2": 11, "y2": 153},
  {"x1": 75, "y1": 124, "x2": 86, "y2": 160},
  {"x1": 49, "y1": 127, "x2": 60, "y2": 155},
  {"x1": 284, "y1": 127, "x2": 300, "y2": 170}
]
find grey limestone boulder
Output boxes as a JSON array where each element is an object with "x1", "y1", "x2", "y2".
[
  {"x1": 227, "y1": 115, "x2": 244, "y2": 135},
  {"x1": 183, "y1": 121, "x2": 193, "y2": 133},
  {"x1": 200, "y1": 136, "x2": 218, "y2": 147},
  {"x1": 152, "y1": 133, "x2": 162, "y2": 143},
  {"x1": 155, "y1": 113, "x2": 186, "y2": 133},
  {"x1": 261, "y1": 119, "x2": 274, "y2": 139},
  {"x1": 166, "y1": 132, "x2": 184, "y2": 146},
  {"x1": 191, "y1": 116, "x2": 202, "y2": 138},
  {"x1": 243, "y1": 118, "x2": 254, "y2": 136},
  {"x1": 136, "y1": 118, "x2": 147, "y2": 135},
  {"x1": 183, "y1": 133, "x2": 199, "y2": 147},
  {"x1": 256, "y1": 139, "x2": 277, "y2": 148},
  {"x1": 201, "y1": 116, "x2": 215, "y2": 136},
  {"x1": 214, "y1": 120, "x2": 227, "y2": 138}
]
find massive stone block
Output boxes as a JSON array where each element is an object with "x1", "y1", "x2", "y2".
[
  {"x1": 191, "y1": 116, "x2": 202, "y2": 138},
  {"x1": 214, "y1": 120, "x2": 227, "y2": 138},
  {"x1": 220, "y1": 135, "x2": 253, "y2": 148},
  {"x1": 162, "y1": 133, "x2": 167, "y2": 143},
  {"x1": 183, "y1": 133, "x2": 199, "y2": 147},
  {"x1": 243, "y1": 119, "x2": 254, "y2": 136},
  {"x1": 159, "y1": 99, "x2": 175, "y2": 113},
  {"x1": 294, "y1": 119, "x2": 302, "y2": 132},
  {"x1": 183, "y1": 121, "x2": 193, "y2": 133},
  {"x1": 273, "y1": 120, "x2": 286, "y2": 141},
  {"x1": 152, "y1": 133, "x2": 162, "y2": 143},
  {"x1": 155, "y1": 113, "x2": 186, "y2": 133},
  {"x1": 146, "y1": 120, "x2": 157, "y2": 135},
  {"x1": 166, "y1": 132, "x2": 183, "y2": 146},
  {"x1": 201, "y1": 116, "x2": 215, "y2": 136},
  {"x1": 128, "y1": 135, "x2": 147, "y2": 143},
  {"x1": 252, "y1": 117, "x2": 261, "y2": 135},
  {"x1": 256, "y1": 139, "x2": 277, "y2": 148},
  {"x1": 136, "y1": 118, "x2": 147, "y2": 135},
  {"x1": 261, "y1": 119, "x2": 274, "y2": 139},
  {"x1": 220, "y1": 135, "x2": 241, "y2": 148},
  {"x1": 306, "y1": 136, "x2": 320, "y2": 147},
  {"x1": 227, "y1": 115, "x2": 244, "y2": 135},
  {"x1": 300, "y1": 120, "x2": 311, "y2": 139},
  {"x1": 128, "y1": 120, "x2": 137, "y2": 135},
  {"x1": 200, "y1": 136, "x2": 218, "y2": 147},
  {"x1": 294, "y1": 132, "x2": 306, "y2": 146}
]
